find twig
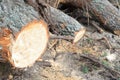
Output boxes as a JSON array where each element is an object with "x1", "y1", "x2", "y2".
[
  {"x1": 48, "y1": 40, "x2": 58, "y2": 50},
  {"x1": 36, "y1": 59, "x2": 52, "y2": 67},
  {"x1": 51, "y1": 35, "x2": 74, "y2": 40},
  {"x1": 91, "y1": 21, "x2": 104, "y2": 33},
  {"x1": 97, "y1": 37, "x2": 112, "y2": 49},
  {"x1": 80, "y1": 54, "x2": 120, "y2": 79},
  {"x1": 103, "y1": 37, "x2": 112, "y2": 49},
  {"x1": 50, "y1": 33, "x2": 74, "y2": 41}
]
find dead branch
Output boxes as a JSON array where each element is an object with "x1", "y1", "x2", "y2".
[
  {"x1": 97, "y1": 37, "x2": 112, "y2": 49},
  {"x1": 80, "y1": 54, "x2": 120, "y2": 79},
  {"x1": 50, "y1": 33, "x2": 74, "y2": 41},
  {"x1": 91, "y1": 21, "x2": 104, "y2": 33}
]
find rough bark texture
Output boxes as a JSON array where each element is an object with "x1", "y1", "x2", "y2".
[
  {"x1": 88, "y1": 0, "x2": 120, "y2": 35},
  {"x1": 48, "y1": 6, "x2": 86, "y2": 43},
  {"x1": 38, "y1": 0, "x2": 120, "y2": 35},
  {"x1": 59, "y1": 0, "x2": 120, "y2": 35},
  {"x1": 67, "y1": 0, "x2": 120, "y2": 35},
  {"x1": 0, "y1": 0, "x2": 40, "y2": 31}
]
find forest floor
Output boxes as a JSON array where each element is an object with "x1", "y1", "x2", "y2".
[
  {"x1": 0, "y1": 24, "x2": 120, "y2": 80},
  {"x1": 0, "y1": 7, "x2": 120, "y2": 80}
]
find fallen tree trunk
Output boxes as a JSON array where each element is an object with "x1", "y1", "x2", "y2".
[
  {"x1": 64, "y1": 0, "x2": 120, "y2": 35},
  {"x1": 59, "y1": 0, "x2": 120, "y2": 35},
  {"x1": 47, "y1": 6, "x2": 86, "y2": 43},
  {"x1": 35, "y1": 0, "x2": 120, "y2": 35},
  {"x1": 87, "y1": 0, "x2": 120, "y2": 35}
]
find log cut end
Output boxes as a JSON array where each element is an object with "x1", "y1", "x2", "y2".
[
  {"x1": 9, "y1": 20, "x2": 49, "y2": 68},
  {"x1": 114, "y1": 30, "x2": 120, "y2": 35},
  {"x1": 73, "y1": 28, "x2": 86, "y2": 44}
]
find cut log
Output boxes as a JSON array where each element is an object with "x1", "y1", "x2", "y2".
[
  {"x1": 87, "y1": 0, "x2": 120, "y2": 35},
  {"x1": 0, "y1": 20, "x2": 49, "y2": 68},
  {"x1": 61, "y1": 0, "x2": 120, "y2": 35},
  {"x1": 0, "y1": 0, "x2": 47, "y2": 67},
  {"x1": 25, "y1": 0, "x2": 86, "y2": 43},
  {"x1": 48, "y1": 6, "x2": 86, "y2": 43},
  {"x1": 57, "y1": 0, "x2": 120, "y2": 35},
  {"x1": 10, "y1": 20, "x2": 49, "y2": 68},
  {"x1": 33, "y1": 0, "x2": 120, "y2": 35}
]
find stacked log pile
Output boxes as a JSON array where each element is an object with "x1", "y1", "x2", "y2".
[{"x1": 0, "y1": 0, "x2": 120, "y2": 68}]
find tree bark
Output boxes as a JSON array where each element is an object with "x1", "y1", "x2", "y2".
[
  {"x1": 87, "y1": 0, "x2": 120, "y2": 35},
  {"x1": 59, "y1": 0, "x2": 120, "y2": 35},
  {"x1": 0, "y1": 0, "x2": 40, "y2": 31},
  {"x1": 37, "y1": 0, "x2": 120, "y2": 35},
  {"x1": 48, "y1": 6, "x2": 86, "y2": 43}
]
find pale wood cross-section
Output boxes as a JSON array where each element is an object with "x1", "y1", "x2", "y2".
[{"x1": 0, "y1": 20, "x2": 49, "y2": 68}]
